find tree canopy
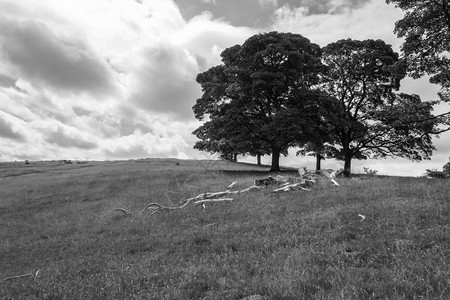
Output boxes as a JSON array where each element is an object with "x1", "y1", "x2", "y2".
[
  {"x1": 320, "y1": 39, "x2": 438, "y2": 174},
  {"x1": 386, "y1": 0, "x2": 450, "y2": 94},
  {"x1": 387, "y1": 0, "x2": 450, "y2": 131},
  {"x1": 193, "y1": 32, "x2": 328, "y2": 171},
  {"x1": 192, "y1": 33, "x2": 442, "y2": 175},
  {"x1": 192, "y1": 114, "x2": 271, "y2": 161}
]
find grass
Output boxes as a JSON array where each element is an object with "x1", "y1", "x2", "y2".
[{"x1": 0, "y1": 159, "x2": 449, "y2": 299}]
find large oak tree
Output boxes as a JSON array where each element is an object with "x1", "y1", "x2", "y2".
[
  {"x1": 321, "y1": 39, "x2": 438, "y2": 174},
  {"x1": 193, "y1": 32, "x2": 327, "y2": 171}
]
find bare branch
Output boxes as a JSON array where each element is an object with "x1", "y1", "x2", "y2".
[
  {"x1": 113, "y1": 208, "x2": 133, "y2": 216},
  {"x1": 1, "y1": 270, "x2": 40, "y2": 283}
]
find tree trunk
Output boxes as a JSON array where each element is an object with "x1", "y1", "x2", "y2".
[
  {"x1": 257, "y1": 153, "x2": 261, "y2": 166},
  {"x1": 315, "y1": 152, "x2": 322, "y2": 171},
  {"x1": 342, "y1": 134, "x2": 352, "y2": 177},
  {"x1": 233, "y1": 153, "x2": 238, "y2": 162},
  {"x1": 344, "y1": 154, "x2": 352, "y2": 177},
  {"x1": 270, "y1": 146, "x2": 281, "y2": 172}
]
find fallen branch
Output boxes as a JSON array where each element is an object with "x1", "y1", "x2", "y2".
[
  {"x1": 201, "y1": 190, "x2": 239, "y2": 199},
  {"x1": 330, "y1": 179, "x2": 339, "y2": 186},
  {"x1": 239, "y1": 185, "x2": 261, "y2": 193},
  {"x1": 298, "y1": 167, "x2": 342, "y2": 186},
  {"x1": 194, "y1": 198, "x2": 233, "y2": 205},
  {"x1": 113, "y1": 167, "x2": 340, "y2": 217},
  {"x1": 140, "y1": 198, "x2": 195, "y2": 215},
  {"x1": 1, "y1": 270, "x2": 40, "y2": 283},
  {"x1": 113, "y1": 208, "x2": 133, "y2": 216},
  {"x1": 134, "y1": 185, "x2": 262, "y2": 215},
  {"x1": 273, "y1": 183, "x2": 311, "y2": 193},
  {"x1": 227, "y1": 181, "x2": 238, "y2": 189}
]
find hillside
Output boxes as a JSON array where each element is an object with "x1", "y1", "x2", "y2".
[{"x1": 1, "y1": 159, "x2": 449, "y2": 299}]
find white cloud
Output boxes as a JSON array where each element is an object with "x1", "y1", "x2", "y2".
[
  {"x1": 175, "y1": 12, "x2": 256, "y2": 66},
  {"x1": 201, "y1": 0, "x2": 217, "y2": 5},
  {"x1": 0, "y1": 110, "x2": 25, "y2": 141},
  {"x1": 0, "y1": 0, "x2": 256, "y2": 162},
  {"x1": 0, "y1": 17, "x2": 118, "y2": 98},
  {"x1": 271, "y1": 0, "x2": 404, "y2": 49},
  {"x1": 259, "y1": 0, "x2": 278, "y2": 7}
]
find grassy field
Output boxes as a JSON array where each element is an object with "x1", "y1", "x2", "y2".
[{"x1": 0, "y1": 159, "x2": 449, "y2": 299}]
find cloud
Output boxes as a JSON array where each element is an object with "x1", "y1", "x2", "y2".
[
  {"x1": 259, "y1": 0, "x2": 278, "y2": 7},
  {"x1": 102, "y1": 123, "x2": 190, "y2": 160},
  {"x1": 0, "y1": 0, "x2": 206, "y2": 161},
  {"x1": 271, "y1": 0, "x2": 404, "y2": 49},
  {"x1": 0, "y1": 74, "x2": 16, "y2": 89},
  {"x1": 122, "y1": 11, "x2": 255, "y2": 120},
  {"x1": 201, "y1": 0, "x2": 217, "y2": 5},
  {"x1": 0, "y1": 18, "x2": 117, "y2": 98},
  {"x1": 176, "y1": 12, "x2": 256, "y2": 65},
  {"x1": 45, "y1": 125, "x2": 98, "y2": 150},
  {"x1": 0, "y1": 112, "x2": 24, "y2": 141},
  {"x1": 129, "y1": 45, "x2": 201, "y2": 120}
]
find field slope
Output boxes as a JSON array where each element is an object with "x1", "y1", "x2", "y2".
[{"x1": 1, "y1": 159, "x2": 449, "y2": 299}]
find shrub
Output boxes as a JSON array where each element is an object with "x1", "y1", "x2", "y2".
[
  {"x1": 443, "y1": 161, "x2": 450, "y2": 176},
  {"x1": 424, "y1": 169, "x2": 448, "y2": 179},
  {"x1": 363, "y1": 167, "x2": 378, "y2": 176}
]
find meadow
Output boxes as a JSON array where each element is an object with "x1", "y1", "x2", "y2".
[{"x1": 0, "y1": 159, "x2": 449, "y2": 299}]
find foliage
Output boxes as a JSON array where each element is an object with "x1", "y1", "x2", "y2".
[
  {"x1": 192, "y1": 115, "x2": 271, "y2": 161},
  {"x1": 363, "y1": 167, "x2": 378, "y2": 176},
  {"x1": 424, "y1": 169, "x2": 448, "y2": 179},
  {"x1": 386, "y1": 0, "x2": 450, "y2": 132},
  {"x1": 386, "y1": 0, "x2": 450, "y2": 99},
  {"x1": 426, "y1": 158, "x2": 450, "y2": 178},
  {"x1": 193, "y1": 31, "x2": 328, "y2": 171},
  {"x1": 443, "y1": 160, "x2": 450, "y2": 175},
  {"x1": 320, "y1": 39, "x2": 438, "y2": 174}
]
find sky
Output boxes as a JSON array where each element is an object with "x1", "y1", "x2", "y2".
[{"x1": 0, "y1": 0, "x2": 449, "y2": 176}]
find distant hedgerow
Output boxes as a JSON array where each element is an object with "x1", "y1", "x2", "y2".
[{"x1": 424, "y1": 169, "x2": 449, "y2": 179}]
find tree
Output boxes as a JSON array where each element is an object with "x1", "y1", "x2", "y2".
[
  {"x1": 321, "y1": 39, "x2": 438, "y2": 175},
  {"x1": 386, "y1": 0, "x2": 450, "y2": 131},
  {"x1": 192, "y1": 115, "x2": 271, "y2": 162},
  {"x1": 296, "y1": 141, "x2": 334, "y2": 171},
  {"x1": 193, "y1": 32, "x2": 326, "y2": 171},
  {"x1": 295, "y1": 116, "x2": 336, "y2": 170}
]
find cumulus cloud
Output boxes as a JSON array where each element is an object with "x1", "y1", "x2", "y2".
[
  {"x1": 128, "y1": 45, "x2": 201, "y2": 120},
  {"x1": 102, "y1": 119, "x2": 191, "y2": 160},
  {"x1": 45, "y1": 126, "x2": 98, "y2": 150},
  {"x1": 271, "y1": 0, "x2": 404, "y2": 48},
  {"x1": 176, "y1": 12, "x2": 256, "y2": 66},
  {"x1": 259, "y1": 0, "x2": 278, "y2": 7},
  {"x1": 0, "y1": 18, "x2": 117, "y2": 98},
  {"x1": 0, "y1": 74, "x2": 16, "y2": 89},
  {"x1": 0, "y1": 0, "x2": 258, "y2": 162},
  {"x1": 0, "y1": 112, "x2": 24, "y2": 141},
  {"x1": 201, "y1": 0, "x2": 217, "y2": 5}
]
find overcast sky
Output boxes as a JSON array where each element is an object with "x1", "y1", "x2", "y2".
[{"x1": 0, "y1": 0, "x2": 449, "y2": 176}]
